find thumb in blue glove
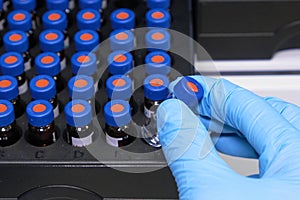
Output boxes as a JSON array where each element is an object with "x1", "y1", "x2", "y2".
[{"x1": 157, "y1": 76, "x2": 300, "y2": 200}]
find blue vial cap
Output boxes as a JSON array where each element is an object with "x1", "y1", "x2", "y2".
[
  {"x1": 145, "y1": 51, "x2": 171, "y2": 75},
  {"x1": 0, "y1": 76, "x2": 19, "y2": 101},
  {"x1": 110, "y1": 8, "x2": 135, "y2": 30},
  {"x1": 35, "y1": 52, "x2": 61, "y2": 76},
  {"x1": 42, "y1": 10, "x2": 67, "y2": 31},
  {"x1": 110, "y1": 29, "x2": 134, "y2": 52},
  {"x1": 77, "y1": 9, "x2": 101, "y2": 30},
  {"x1": 3, "y1": 30, "x2": 29, "y2": 53},
  {"x1": 173, "y1": 77, "x2": 204, "y2": 107},
  {"x1": 71, "y1": 51, "x2": 97, "y2": 75},
  {"x1": 0, "y1": 100, "x2": 15, "y2": 127},
  {"x1": 7, "y1": 10, "x2": 32, "y2": 31},
  {"x1": 68, "y1": 75, "x2": 94, "y2": 100},
  {"x1": 0, "y1": 0, "x2": 3, "y2": 11},
  {"x1": 79, "y1": 0, "x2": 102, "y2": 10},
  {"x1": 146, "y1": 9, "x2": 171, "y2": 28},
  {"x1": 39, "y1": 29, "x2": 64, "y2": 52},
  {"x1": 147, "y1": 0, "x2": 170, "y2": 9},
  {"x1": 104, "y1": 100, "x2": 131, "y2": 127},
  {"x1": 26, "y1": 100, "x2": 54, "y2": 127},
  {"x1": 106, "y1": 75, "x2": 132, "y2": 101},
  {"x1": 0, "y1": 52, "x2": 24, "y2": 76},
  {"x1": 30, "y1": 75, "x2": 56, "y2": 100},
  {"x1": 144, "y1": 74, "x2": 169, "y2": 101},
  {"x1": 145, "y1": 28, "x2": 170, "y2": 51},
  {"x1": 74, "y1": 30, "x2": 99, "y2": 52},
  {"x1": 108, "y1": 51, "x2": 133, "y2": 75},
  {"x1": 12, "y1": 0, "x2": 36, "y2": 12},
  {"x1": 46, "y1": 0, "x2": 69, "y2": 11},
  {"x1": 65, "y1": 99, "x2": 92, "y2": 127}
]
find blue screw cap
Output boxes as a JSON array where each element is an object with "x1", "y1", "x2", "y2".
[
  {"x1": 77, "y1": 9, "x2": 101, "y2": 30},
  {"x1": 146, "y1": 9, "x2": 171, "y2": 28},
  {"x1": 74, "y1": 29, "x2": 99, "y2": 52},
  {"x1": 0, "y1": 76, "x2": 19, "y2": 101},
  {"x1": 145, "y1": 51, "x2": 171, "y2": 75},
  {"x1": 39, "y1": 29, "x2": 64, "y2": 52},
  {"x1": 42, "y1": 10, "x2": 67, "y2": 31},
  {"x1": 35, "y1": 52, "x2": 61, "y2": 76},
  {"x1": 144, "y1": 74, "x2": 169, "y2": 101},
  {"x1": 7, "y1": 10, "x2": 32, "y2": 31},
  {"x1": 145, "y1": 28, "x2": 170, "y2": 51},
  {"x1": 46, "y1": 0, "x2": 69, "y2": 11},
  {"x1": 30, "y1": 75, "x2": 56, "y2": 100},
  {"x1": 65, "y1": 99, "x2": 92, "y2": 127},
  {"x1": 39, "y1": 29, "x2": 64, "y2": 53},
  {"x1": 0, "y1": 100, "x2": 15, "y2": 127},
  {"x1": 110, "y1": 29, "x2": 134, "y2": 52},
  {"x1": 12, "y1": 0, "x2": 36, "y2": 12},
  {"x1": 4, "y1": 30, "x2": 29, "y2": 53},
  {"x1": 26, "y1": 100, "x2": 54, "y2": 127},
  {"x1": 104, "y1": 99, "x2": 131, "y2": 127},
  {"x1": 0, "y1": 52, "x2": 24, "y2": 76},
  {"x1": 68, "y1": 75, "x2": 94, "y2": 100},
  {"x1": 79, "y1": 0, "x2": 102, "y2": 10},
  {"x1": 147, "y1": 0, "x2": 170, "y2": 9},
  {"x1": 71, "y1": 51, "x2": 97, "y2": 75},
  {"x1": 108, "y1": 51, "x2": 133, "y2": 75},
  {"x1": 106, "y1": 75, "x2": 132, "y2": 101},
  {"x1": 110, "y1": 8, "x2": 135, "y2": 30},
  {"x1": 173, "y1": 77, "x2": 204, "y2": 107}
]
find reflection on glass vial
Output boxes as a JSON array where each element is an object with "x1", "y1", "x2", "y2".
[
  {"x1": 142, "y1": 74, "x2": 169, "y2": 148},
  {"x1": 26, "y1": 100, "x2": 56, "y2": 147},
  {"x1": 42, "y1": 10, "x2": 69, "y2": 48},
  {"x1": 104, "y1": 100, "x2": 135, "y2": 147},
  {"x1": 35, "y1": 52, "x2": 65, "y2": 93},
  {"x1": 145, "y1": 28, "x2": 170, "y2": 52},
  {"x1": 30, "y1": 75, "x2": 60, "y2": 118},
  {"x1": 0, "y1": 75, "x2": 24, "y2": 118},
  {"x1": 0, "y1": 100, "x2": 20, "y2": 147},
  {"x1": 3, "y1": 30, "x2": 31, "y2": 72},
  {"x1": 65, "y1": 100, "x2": 95, "y2": 147},
  {"x1": 173, "y1": 76, "x2": 204, "y2": 108},
  {"x1": 39, "y1": 29, "x2": 66, "y2": 71},
  {"x1": 0, "y1": 52, "x2": 28, "y2": 95}
]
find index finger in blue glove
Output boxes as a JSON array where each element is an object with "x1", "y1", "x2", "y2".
[{"x1": 170, "y1": 76, "x2": 300, "y2": 177}]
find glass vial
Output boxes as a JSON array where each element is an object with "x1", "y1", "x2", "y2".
[
  {"x1": 65, "y1": 99, "x2": 95, "y2": 147},
  {"x1": 145, "y1": 28, "x2": 170, "y2": 52},
  {"x1": 0, "y1": 75, "x2": 24, "y2": 118},
  {"x1": 0, "y1": 52, "x2": 28, "y2": 95},
  {"x1": 110, "y1": 8, "x2": 135, "y2": 30},
  {"x1": 142, "y1": 74, "x2": 169, "y2": 148},
  {"x1": 74, "y1": 29, "x2": 99, "y2": 53},
  {"x1": 109, "y1": 29, "x2": 134, "y2": 52},
  {"x1": 39, "y1": 29, "x2": 66, "y2": 71},
  {"x1": 0, "y1": 100, "x2": 20, "y2": 147},
  {"x1": 146, "y1": 8, "x2": 171, "y2": 28},
  {"x1": 3, "y1": 30, "x2": 31, "y2": 72},
  {"x1": 172, "y1": 76, "x2": 204, "y2": 109},
  {"x1": 71, "y1": 51, "x2": 99, "y2": 90},
  {"x1": 104, "y1": 100, "x2": 135, "y2": 147},
  {"x1": 26, "y1": 100, "x2": 57, "y2": 147},
  {"x1": 145, "y1": 51, "x2": 171, "y2": 76},
  {"x1": 7, "y1": 10, "x2": 35, "y2": 48},
  {"x1": 29, "y1": 75, "x2": 60, "y2": 118},
  {"x1": 35, "y1": 52, "x2": 65, "y2": 92},
  {"x1": 42, "y1": 10, "x2": 69, "y2": 48},
  {"x1": 76, "y1": 9, "x2": 101, "y2": 35}
]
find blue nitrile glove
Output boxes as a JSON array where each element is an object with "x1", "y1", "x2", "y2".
[{"x1": 157, "y1": 76, "x2": 300, "y2": 200}]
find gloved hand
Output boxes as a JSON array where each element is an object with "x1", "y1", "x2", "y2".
[{"x1": 157, "y1": 76, "x2": 300, "y2": 200}]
